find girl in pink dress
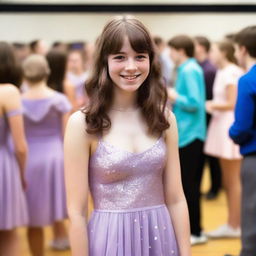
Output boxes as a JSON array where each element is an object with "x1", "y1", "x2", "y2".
[{"x1": 204, "y1": 40, "x2": 243, "y2": 238}]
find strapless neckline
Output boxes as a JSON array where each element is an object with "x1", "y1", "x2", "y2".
[{"x1": 97, "y1": 136, "x2": 163, "y2": 156}]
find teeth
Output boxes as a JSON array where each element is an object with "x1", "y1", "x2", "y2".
[{"x1": 121, "y1": 75, "x2": 140, "y2": 80}]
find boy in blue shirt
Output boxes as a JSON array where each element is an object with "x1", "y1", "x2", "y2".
[
  {"x1": 167, "y1": 35, "x2": 207, "y2": 245},
  {"x1": 229, "y1": 26, "x2": 256, "y2": 256}
]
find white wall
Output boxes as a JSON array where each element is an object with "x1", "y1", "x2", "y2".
[{"x1": 0, "y1": 12, "x2": 256, "y2": 44}]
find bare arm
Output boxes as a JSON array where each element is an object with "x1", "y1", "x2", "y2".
[
  {"x1": 64, "y1": 111, "x2": 90, "y2": 256},
  {"x1": 62, "y1": 111, "x2": 71, "y2": 137},
  {"x1": 4, "y1": 85, "x2": 28, "y2": 190},
  {"x1": 206, "y1": 84, "x2": 237, "y2": 113},
  {"x1": 163, "y1": 111, "x2": 191, "y2": 256}
]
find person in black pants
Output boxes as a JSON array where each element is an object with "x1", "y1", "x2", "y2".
[
  {"x1": 194, "y1": 36, "x2": 222, "y2": 199},
  {"x1": 167, "y1": 35, "x2": 207, "y2": 245}
]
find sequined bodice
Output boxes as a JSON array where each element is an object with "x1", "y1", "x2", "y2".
[{"x1": 89, "y1": 137, "x2": 167, "y2": 210}]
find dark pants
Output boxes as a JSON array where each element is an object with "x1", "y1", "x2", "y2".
[
  {"x1": 197, "y1": 152, "x2": 222, "y2": 194},
  {"x1": 179, "y1": 139, "x2": 204, "y2": 236},
  {"x1": 240, "y1": 155, "x2": 256, "y2": 256}
]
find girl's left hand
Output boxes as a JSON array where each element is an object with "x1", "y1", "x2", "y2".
[
  {"x1": 167, "y1": 88, "x2": 178, "y2": 103},
  {"x1": 205, "y1": 100, "x2": 214, "y2": 114}
]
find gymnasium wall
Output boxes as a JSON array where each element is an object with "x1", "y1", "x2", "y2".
[{"x1": 0, "y1": 0, "x2": 256, "y2": 44}]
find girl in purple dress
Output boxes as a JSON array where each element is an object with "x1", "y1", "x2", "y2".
[
  {"x1": 21, "y1": 54, "x2": 71, "y2": 256},
  {"x1": 64, "y1": 16, "x2": 191, "y2": 256},
  {"x1": 0, "y1": 42, "x2": 28, "y2": 256},
  {"x1": 67, "y1": 49, "x2": 89, "y2": 108}
]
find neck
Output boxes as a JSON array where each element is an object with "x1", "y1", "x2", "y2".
[
  {"x1": 72, "y1": 68, "x2": 84, "y2": 75},
  {"x1": 196, "y1": 53, "x2": 208, "y2": 63},
  {"x1": 111, "y1": 87, "x2": 138, "y2": 111},
  {"x1": 218, "y1": 58, "x2": 230, "y2": 69},
  {"x1": 246, "y1": 57, "x2": 256, "y2": 71},
  {"x1": 27, "y1": 80, "x2": 48, "y2": 90},
  {"x1": 178, "y1": 55, "x2": 189, "y2": 66}
]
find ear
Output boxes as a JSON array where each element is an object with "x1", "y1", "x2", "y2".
[
  {"x1": 240, "y1": 45, "x2": 247, "y2": 56},
  {"x1": 179, "y1": 48, "x2": 186, "y2": 57}
]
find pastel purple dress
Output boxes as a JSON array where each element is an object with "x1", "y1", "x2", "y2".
[
  {"x1": 22, "y1": 92, "x2": 71, "y2": 227},
  {"x1": 0, "y1": 110, "x2": 28, "y2": 230},
  {"x1": 67, "y1": 71, "x2": 88, "y2": 106},
  {"x1": 88, "y1": 136, "x2": 179, "y2": 256}
]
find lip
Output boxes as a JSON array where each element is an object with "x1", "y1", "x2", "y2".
[{"x1": 120, "y1": 74, "x2": 141, "y2": 80}]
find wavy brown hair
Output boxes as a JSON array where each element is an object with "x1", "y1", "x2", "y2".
[
  {"x1": 46, "y1": 49, "x2": 67, "y2": 93},
  {"x1": 83, "y1": 16, "x2": 170, "y2": 135},
  {"x1": 0, "y1": 42, "x2": 22, "y2": 87},
  {"x1": 217, "y1": 40, "x2": 237, "y2": 64}
]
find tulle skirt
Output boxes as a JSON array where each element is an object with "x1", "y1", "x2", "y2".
[{"x1": 88, "y1": 204, "x2": 179, "y2": 256}]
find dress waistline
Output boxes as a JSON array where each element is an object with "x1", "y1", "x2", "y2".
[{"x1": 93, "y1": 204, "x2": 166, "y2": 213}]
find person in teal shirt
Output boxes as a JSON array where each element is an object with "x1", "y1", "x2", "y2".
[
  {"x1": 170, "y1": 57, "x2": 206, "y2": 147},
  {"x1": 168, "y1": 35, "x2": 207, "y2": 246}
]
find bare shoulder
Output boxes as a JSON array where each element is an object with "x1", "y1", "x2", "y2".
[
  {"x1": 0, "y1": 84, "x2": 19, "y2": 98},
  {"x1": 66, "y1": 110, "x2": 92, "y2": 138},
  {"x1": 0, "y1": 84, "x2": 21, "y2": 109},
  {"x1": 65, "y1": 110, "x2": 92, "y2": 148},
  {"x1": 67, "y1": 110, "x2": 86, "y2": 129}
]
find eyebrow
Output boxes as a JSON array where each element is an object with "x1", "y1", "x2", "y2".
[{"x1": 112, "y1": 51, "x2": 126, "y2": 55}]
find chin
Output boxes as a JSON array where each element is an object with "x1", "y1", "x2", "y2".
[{"x1": 117, "y1": 83, "x2": 142, "y2": 93}]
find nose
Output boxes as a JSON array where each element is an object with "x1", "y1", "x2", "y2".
[{"x1": 125, "y1": 58, "x2": 137, "y2": 72}]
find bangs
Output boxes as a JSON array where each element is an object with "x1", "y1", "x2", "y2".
[{"x1": 104, "y1": 21, "x2": 153, "y2": 57}]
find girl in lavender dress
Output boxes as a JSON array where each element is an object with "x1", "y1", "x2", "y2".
[
  {"x1": 67, "y1": 49, "x2": 89, "y2": 108},
  {"x1": 21, "y1": 55, "x2": 71, "y2": 256},
  {"x1": 64, "y1": 16, "x2": 191, "y2": 256},
  {"x1": 0, "y1": 42, "x2": 28, "y2": 256}
]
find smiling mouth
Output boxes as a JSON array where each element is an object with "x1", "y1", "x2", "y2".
[{"x1": 120, "y1": 74, "x2": 141, "y2": 80}]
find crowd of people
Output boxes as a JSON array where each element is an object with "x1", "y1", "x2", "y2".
[{"x1": 0, "y1": 15, "x2": 255, "y2": 256}]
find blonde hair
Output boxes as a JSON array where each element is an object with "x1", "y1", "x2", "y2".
[{"x1": 22, "y1": 54, "x2": 50, "y2": 83}]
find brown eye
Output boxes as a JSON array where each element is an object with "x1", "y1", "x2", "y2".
[
  {"x1": 113, "y1": 55, "x2": 125, "y2": 60},
  {"x1": 136, "y1": 55, "x2": 147, "y2": 60}
]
